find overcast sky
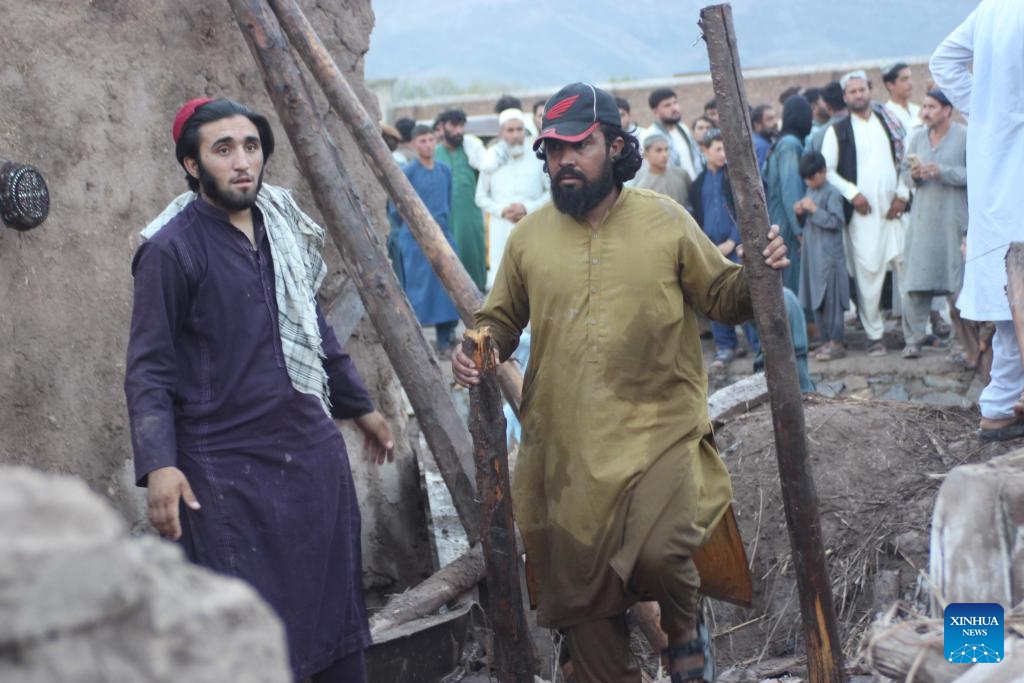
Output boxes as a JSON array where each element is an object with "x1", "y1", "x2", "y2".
[{"x1": 366, "y1": 0, "x2": 979, "y2": 92}]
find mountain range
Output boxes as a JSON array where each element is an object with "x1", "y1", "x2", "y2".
[{"x1": 366, "y1": 0, "x2": 979, "y2": 94}]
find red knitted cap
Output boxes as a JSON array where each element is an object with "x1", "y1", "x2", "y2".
[{"x1": 172, "y1": 97, "x2": 215, "y2": 144}]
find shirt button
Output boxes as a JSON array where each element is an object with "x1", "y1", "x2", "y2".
[
  {"x1": 589, "y1": 319, "x2": 597, "y2": 325},
  {"x1": 591, "y1": 287, "x2": 598, "y2": 294},
  {"x1": 591, "y1": 258, "x2": 599, "y2": 264}
]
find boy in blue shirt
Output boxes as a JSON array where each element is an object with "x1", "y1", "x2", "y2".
[{"x1": 689, "y1": 130, "x2": 760, "y2": 369}]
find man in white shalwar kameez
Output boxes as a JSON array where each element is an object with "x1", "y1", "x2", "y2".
[
  {"x1": 932, "y1": 0, "x2": 1024, "y2": 440},
  {"x1": 822, "y1": 71, "x2": 910, "y2": 356},
  {"x1": 475, "y1": 108, "x2": 550, "y2": 289},
  {"x1": 882, "y1": 62, "x2": 922, "y2": 135}
]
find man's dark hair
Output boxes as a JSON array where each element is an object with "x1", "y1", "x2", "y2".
[
  {"x1": 750, "y1": 104, "x2": 772, "y2": 128},
  {"x1": 435, "y1": 109, "x2": 467, "y2": 126},
  {"x1": 692, "y1": 115, "x2": 715, "y2": 130},
  {"x1": 494, "y1": 94, "x2": 522, "y2": 114},
  {"x1": 778, "y1": 86, "x2": 802, "y2": 106},
  {"x1": 699, "y1": 128, "x2": 723, "y2": 148},
  {"x1": 704, "y1": 98, "x2": 717, "y2": 113},
  {"x1": 882, "y1": 62, "x2": 909, "y2": 84},
  {"x1": 532, "y1": 98, "x2": 547, "y2": 116},
  {"x1": 803, "y1": 87, "x2": 822, "y2": 105},
  {"x1": 411, "y1": 124, "x2": 434, "y2": 138},
  {"x1": 648, "y1": 88, "x2": 677, "y2": 110},
  {"x1": 615, "y1": 97, "x2": 631, "y2": 114},
  {"x1": 395, "y1": 117, "x2": 416, "y2": 142},
  {"x1": 175, "y1": 98, "x2": 275, "y2": 193},
  {"x1": 799, "y1": 151, "x2": 827, "y2": 179},
  {"x1": 926, "y1": 88, "x2": 953, "y2": 108},
  {"x1": 601, "y1": 124, "x2": 643, "y2": 185},
  {"x1": 821, "y1": 81, "x2": 845, "y2": 112}
]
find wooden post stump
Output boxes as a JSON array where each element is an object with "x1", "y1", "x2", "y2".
[{"x1": 462, "y1": 328, "x2": 535, "y2": 682}]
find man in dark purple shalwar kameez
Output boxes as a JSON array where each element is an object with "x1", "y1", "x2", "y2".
[{"x1": 124, "y1": 98, "x2": 394, "y2": 683}]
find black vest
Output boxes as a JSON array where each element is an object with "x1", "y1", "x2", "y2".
[{"x1": 833, "y1": 110, "x2": 898, "y2": 223}]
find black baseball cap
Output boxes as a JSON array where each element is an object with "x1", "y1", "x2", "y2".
[{"x1": 533, "y1": 82, "x2": 622, "y2": 151}]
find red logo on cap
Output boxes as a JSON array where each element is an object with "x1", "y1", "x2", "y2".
[{"x1": 545, "y1": 95, "x2": 579, "y2": 120}]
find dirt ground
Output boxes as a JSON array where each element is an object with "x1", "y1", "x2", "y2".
[{"x1": 687, "y1": 396, "x2": 1020, "y2": 678}]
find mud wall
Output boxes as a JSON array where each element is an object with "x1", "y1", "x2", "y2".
[{"x1": 0, "y1": 1, "x2": 430, "y2": 592}]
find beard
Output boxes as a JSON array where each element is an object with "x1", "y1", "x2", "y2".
[
  {"x1": 848, "y1": 99, "x2": 871, "y2": 113},
  {"x1": 659, "y1": 113, "x2": 681, "y2": 126},
  {"x1": 198, "y1": 159, "x2": 263, "y2": 212},
  {"x1": 507, "y1": 143, "x2": 525, "y2": 158},
  {"x1": 444, "y1": 130, "x2": 464, "y2": 147},
  {"x1": 550, "y1": 154, "x2": 615, "y2": 219}
]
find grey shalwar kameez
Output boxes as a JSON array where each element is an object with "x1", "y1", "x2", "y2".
[{"x1": 899, "y1": 123, "x2": 968, "y2": 344}]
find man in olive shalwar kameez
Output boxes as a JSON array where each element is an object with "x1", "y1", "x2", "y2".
[{"x1": 453, "y1": 83, "x2": 790, "y2": 683}]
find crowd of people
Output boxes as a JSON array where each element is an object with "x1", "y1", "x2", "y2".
[
  {"x1": 382, "y1": 61, "x2": 983, "y2": 384},
  {"x1": 118, "y1": 5, "x2": 1021, "y2": 683}
]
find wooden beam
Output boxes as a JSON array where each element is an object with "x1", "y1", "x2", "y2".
[
  {"x1": 369, "y1": 546, "x2": 485, "y2": 638},
  {"x1": 463, "y1": 328, "x2": 535, "y2": 681},
  {"x1": 265, "y1": 0, "x2": 524, "y2": 419},
  {"x1": 698, "y1": 5, "x2": 845, "y2": 682},
  {"x1": 1005, "y1": 243, "x2": 1024, "y2": 417},
  {"x1": 227, "y1": 0, "x2": 481, "y2": 539}
]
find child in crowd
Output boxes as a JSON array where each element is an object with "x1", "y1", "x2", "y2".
[
  {"x1": 633, "y1": 132, "x2": 692, "y2": 209},
  {"x1": 794, "y1": 151, "x2": 849, "y2": 361},
  {"x1": 689, "y1": 130, "x2": 760, "y2": 369},
  {"x1": 387, "y1": 125, "x2": 461, "y2": 357}
]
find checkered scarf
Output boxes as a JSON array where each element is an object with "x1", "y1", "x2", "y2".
[
  {"x1": 872, "y1": 102, "x2": 907, "y2": 166},
  {"x1": 141, "y1": 184, "x2": 331, "y2": 413}
]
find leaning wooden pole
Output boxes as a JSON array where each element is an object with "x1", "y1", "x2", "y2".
[
  {"x1": 699, "y1": 5, "x2": 845, "y2": 682},
  {"x1": 462, "y1": 329, "x2": 534, "y2": 681},
  {"x1": 266, "y1": 0, "x2": 523, "y2": 417},
  {"x1": 1005, "y1": 243, "x2": 1024, "y2": 417},
  {"x1": 227, "y1": 0, "x2": 481, "y2": 539}
]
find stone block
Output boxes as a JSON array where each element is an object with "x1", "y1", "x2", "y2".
[
  {"x1": 922, "y1": 374, "x2": 963, "y2": 390},
  {"x1": 880, "y1": 384, "x2": 909, "y2": 402},
  {"x1": 0, "y1": 466, "x2": 291, "y2": 683},
  {"x1": 708, "y1": 372, "x2": 769, "y2": 423},
  {"x1": 929, "y1": 450, "x2": 1024, "y2": 611},
  {"x1": 919, "y1": 391, "x2": 972, "y2": 408},
  {"x1": 843, "y1": 375, "x2": 869, "y2": 391}
]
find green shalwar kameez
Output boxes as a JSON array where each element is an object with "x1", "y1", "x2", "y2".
[
  {"x1": 475, "y1": 187, "x2": 752, "y2": 630},
  {"x1": 436, "y1": 143, "x2": 487, "y2": 291}
]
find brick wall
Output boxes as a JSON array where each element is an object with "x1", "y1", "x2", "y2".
[{"x1": 389, "y1": 58, "x2": 933, "y2": 131}]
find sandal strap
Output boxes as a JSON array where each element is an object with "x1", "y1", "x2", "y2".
[{"x1": 662, "y1": 639, "x2": 703, "y2": 659}]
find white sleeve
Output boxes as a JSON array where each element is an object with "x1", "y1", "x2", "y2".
[
  {"x1": 522, "y1": 163, "x2": 551, "y2": 213},
  {"x1": 821, "y1": 126, "x2": 859, "y2": 201},
  {"x1": 474, "y1": 170, "x2": 503, "y2": 216},
  {"x1": 463, "y1": 134, "x2": 487, "y2": 170},
  {"x1": 930, "y1": 9, "x2": 976, "y2": 115}
]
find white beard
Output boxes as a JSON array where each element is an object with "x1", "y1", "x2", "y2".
[{"x1": 507, "y1": 144, "x2": 525, "y2": 158}]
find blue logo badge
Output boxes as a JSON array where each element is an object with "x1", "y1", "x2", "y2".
[{"x1": 944, "y1": 603, "x2": 1004, "y2": 664}]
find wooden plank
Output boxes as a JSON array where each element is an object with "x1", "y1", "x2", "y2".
[
  {"x1": 463, "y1": 328, "x2": 535, "y2": 681},
  {"x1": 1005, "y1": 243, "x2": 1024, "y2": 417},
  {"x1": 699, "y1": 5, "x2": 845, "y2": 681}
]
